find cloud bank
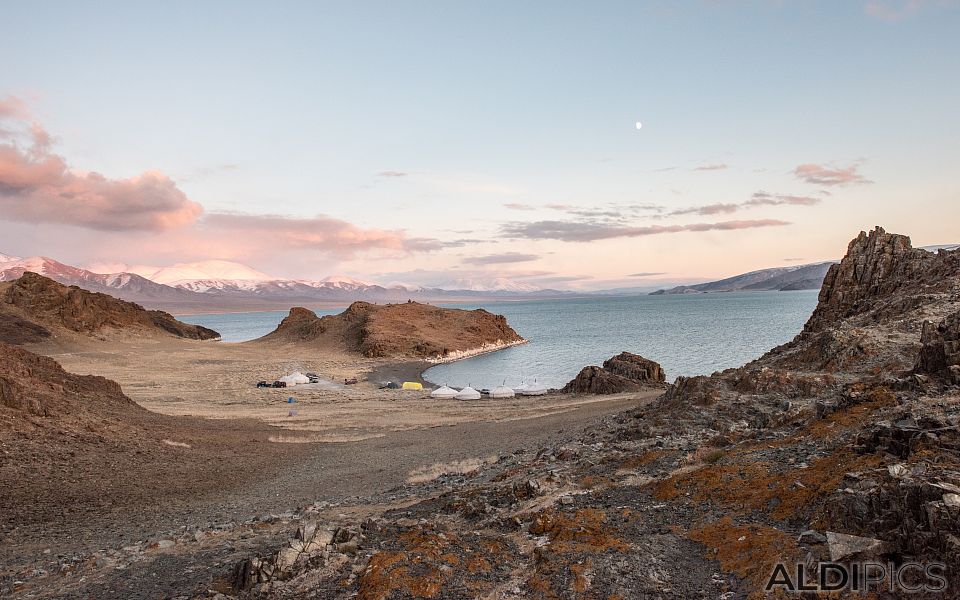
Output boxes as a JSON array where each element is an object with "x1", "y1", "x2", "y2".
[{"x1": 501, "y1": 219, "x2": 789, "y2": 242}]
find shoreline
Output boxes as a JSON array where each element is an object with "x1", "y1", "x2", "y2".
[
  {"x1": 364, "y1": 339, "x2": 530, "y2": 389},
  {"x1": 424, "y1": 338, "x2": 528, "y2": 364}
]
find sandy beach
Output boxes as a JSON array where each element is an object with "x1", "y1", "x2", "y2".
[{"x1": 37, "y1": 335, "x2": 636, "y2": 440}]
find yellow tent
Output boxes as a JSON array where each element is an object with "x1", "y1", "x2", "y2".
[{"x1": 401, "y1": 381, "x2": 423, "y2": 390}]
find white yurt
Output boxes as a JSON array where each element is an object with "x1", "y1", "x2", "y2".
[
  {"x1": 279, "y1": 372, "x2": 310, "y2": 386},
  {"x1": 455, "y1": 386, "x2": 482, "y2": 400},
  {"x1": 520, "y1": 381, "x2": 548, "y2": 396},
  {"x1": 430, "y1": 385, "x2": 458, "y2": 399},
  {"x1": 490, "y1": 385, "x2": 516, "y2": 398}
]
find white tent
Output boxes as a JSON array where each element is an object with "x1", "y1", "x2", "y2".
[
  {"x1": 430, "y1": 385, "x2": 458, "y2": 399},
  {"x1": 279, "y1": 372, "x2": 310, "y2": 386},
  {"x1": 490, "y1": 385, "x2": 516, "y2": 398},
  {"x1": 455, "y1": 386, "x2": 482, "y2": 400},
  {"x1": 519, "y1": 381, "x2": 547, "y2": 396}
]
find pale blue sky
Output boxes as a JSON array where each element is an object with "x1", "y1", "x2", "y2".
[{"x1": 1, "y1": 1, "x2": 958, "y2": 288}]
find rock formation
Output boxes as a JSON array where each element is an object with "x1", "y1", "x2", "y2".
[
  {"x1": 563, "y1": 352, "x2": 666, "y2": 394},
  {"x1": 915, "y1": 310, "x2": 960, "y2": 383},
  {"x1": 0, "y1": 272, "x2": 220, "y2": 343},
  {"x1": 256, "y1": 301, "x2": 525, "y2": 360},
  {"x1": 804, "y1": 226, "x2": 959, "y2": 333},
  {"x1": 0, "y1": 341, "x2": 139, "y2": 418}
]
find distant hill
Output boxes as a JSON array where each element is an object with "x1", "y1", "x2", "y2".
[
  {"x1": 650, "y1": 243, "x2": 958, "y2": 296},
  {"x1": 650, "y1": 262, "x2": 836, "y2": 295},
  {"x1": 255, "y1": 302, "x2": 525, "y2": 361}
]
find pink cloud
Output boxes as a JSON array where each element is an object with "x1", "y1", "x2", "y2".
[
  {"x1": 201, "y1": 213, "x2": 442, "y2": 254},
  {"x1": 793, "y1": 163, "x2": 871, "y2": 186},
  {"x1": 693, "y1": 163, "x2": 729, "y2": 171},
  {"x1": 0, "y1": 96, "x2": 202, "y2": 231}
]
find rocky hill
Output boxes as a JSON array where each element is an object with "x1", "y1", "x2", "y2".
[
  {"x1": 211, "y1": 227, "x2": 960, "y2": 598},
  {"x1": 255, "y1": 301, "x2": 525, "y2": 361},
  {"x1": 0, "y1": 272, "x2": 220, "y2": 344}
]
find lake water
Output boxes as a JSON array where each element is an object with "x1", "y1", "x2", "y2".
[{"x1": 179, "y1": 291, "x2": 820, "y2": 389}]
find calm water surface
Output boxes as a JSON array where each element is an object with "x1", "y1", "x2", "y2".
[{"x1": 179, "y1": 291, "x2": 819, "y2": 388}]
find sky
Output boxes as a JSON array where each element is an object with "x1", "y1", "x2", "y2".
[{"x1": 1, "y1": 0, "x2": 958, "y2": 290}]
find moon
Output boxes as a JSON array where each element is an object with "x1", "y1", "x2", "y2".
[{"x1": 635, "y1": 121, "x2": 642, "y2": 129}]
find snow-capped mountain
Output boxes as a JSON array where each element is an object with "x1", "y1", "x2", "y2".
[
  {"x1": 446, "y1": 277, "x2": 542, "y2": 293},
  {"x1": 0, "y1": 252, "x2": 568, "y2": 311},
  {"x1": 0, "y1": 255, "x2": 207, "y2": 304},
  {"x1": 317, "y1": 275, "x2": 372, "y2": 289},
  {"x1": 129, "y1": 260, "x2": 274, "y2": 285}
]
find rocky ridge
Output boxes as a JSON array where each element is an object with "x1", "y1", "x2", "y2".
[
  {"x1": 255, "y1": 301, "x2": 525, "y2": 360},
  {"x1": 0, "y1": 272, "x2": 220, "y2": 343}
]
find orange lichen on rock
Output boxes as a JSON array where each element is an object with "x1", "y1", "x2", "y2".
[
  {"x1": 528, "y1": 508, "x2": 628, "y2": 553},
  {"x1": 355, "y1": 526, "x2": 515, "y2": 600},
  {"x1": 689, "y1": 517, "x2": 799, "y2": 597},
  {"x1": 653, "y1": 448, "x2": 882, "y2": 521},
  {"x1": 616, "y1": 449, "x2": 672, "y2": 470}
]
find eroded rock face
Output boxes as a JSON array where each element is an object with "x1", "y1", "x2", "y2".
[
  {"x1": 1, "y1": 272, "x2": 220, "y2": 341},
  {"x1": 603, "y1": 352, "x2": 665, "y2": 383},
  {"x1": 805, "y1": 227, "x2": 959, "y2": 333},
  {"x1": 563, "y1": 352, "x2": 666, "y2": 394},
  {"x1": 258, "y1": 301, "x2": 525, "y2": 360},
  {"x1": 915, "y1": 311, "x2": 960, "y2": 382}
]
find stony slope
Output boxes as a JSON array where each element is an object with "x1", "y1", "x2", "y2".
[
  {"x1": 207, "y1": 227, "x2": 960, "y2": 598},
  {"x1": 0, "y1": 272, "x2": 220, "y2": 344},
  {"x1": 255, "y1": 301, "x2": 524, "y2": 361}
]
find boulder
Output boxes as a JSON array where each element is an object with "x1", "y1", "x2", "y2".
[
  {"x1": 562, "y1": 352, "x2": 666, "y2": 394},
  {"x1": 826, "y1": 531, "x2": 888, "y2": 561},
  {"x1": 602, "y1": 352, "x2": 666, "y2": 383}
]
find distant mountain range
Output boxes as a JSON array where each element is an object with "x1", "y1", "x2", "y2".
[
  {"x1": 0, "y1": 254, "x2": 569, "y2": 312},
  {"x1": 650, "y1": 261, "x2": 836, "y2": 295},
  {"x1": 648, "y1": 243, "x2": 958, "y2": 295},
  {"x1": 3, "y1": 242, "x2": 956, "y2": 311}
]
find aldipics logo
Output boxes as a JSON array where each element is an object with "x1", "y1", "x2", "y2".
[{"x1": 765, "y1": 561, "x2": 948, "y2": 594}]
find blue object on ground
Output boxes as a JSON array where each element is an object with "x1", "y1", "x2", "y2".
[{"x1": 288, "y1": 397, "x2": 296, "y2": 403}]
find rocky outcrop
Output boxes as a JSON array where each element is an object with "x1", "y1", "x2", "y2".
[
  {"x1": 563, "y1": 352, "x2": 666, "y2": 394},
  {"x1": 0, "y1": 341, "x2": 139, "y2": 418},
  {"x1": 256, "y1": 301, "x2": 525, "y2": 360},
  {"x1": 915, "y1": 310, "x2": 960, "y2": 383},
  {"x1": 0, "y1": 272, "x2": 220, "y2": 342},
  {"x1": 804, "y1": 227, "x2": 959, "y2": 333}
]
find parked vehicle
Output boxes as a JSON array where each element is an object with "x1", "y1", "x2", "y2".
[
  {"x1": 272, "y1": 380, "x2": 287, "y2": 388},
  {"x1": 256, "y1": 380, "x2": 270, "y2": 388}
]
